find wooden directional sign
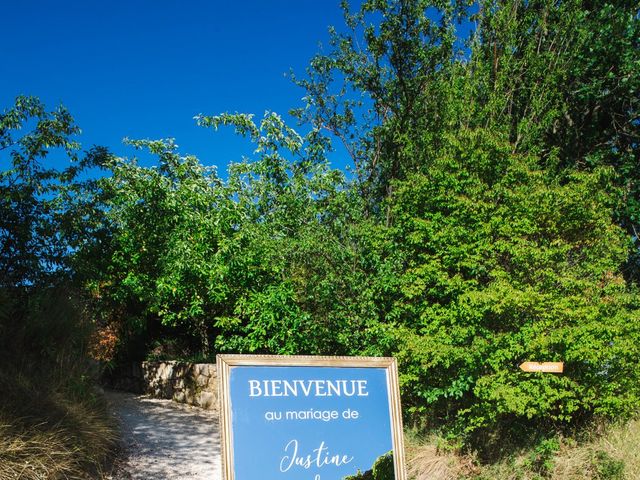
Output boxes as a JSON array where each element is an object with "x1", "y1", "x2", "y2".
[{"x1": 519, "y1": 362, "x2": 564, "y2": 373}]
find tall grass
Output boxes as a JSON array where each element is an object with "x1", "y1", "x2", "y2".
[
  {"x1": 404, "y1": 418, "x2": 639, "y2": 480},
  {"x1": 404, "y1": 431, "x2": 473, "y2": 479},
  {"x1": 0, "y1": 287, "x2": 118, "y2": 479},
  {"x1": 0, "y1": 375, "x2": 118, "y2": 479}
]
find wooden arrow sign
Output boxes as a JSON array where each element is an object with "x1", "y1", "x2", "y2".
[{"x1": 519, "y1": 362, "x2": 564, "y2": 373}]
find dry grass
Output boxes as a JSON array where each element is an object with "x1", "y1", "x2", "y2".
[
  {"x1": 0, "y1": 422, "x2": 85, "y2": 479},
  {"x1": 404, "y1": 417, "x2": 640, "y2": 480},
  {"x1": 404, "y1": 433, "x2": 477, "y2": 480},
  {"x1": 0, "y1": 372, "x2": 118, "y2": 480},
  {"x1": 0, "y1": 289, "x2": 119, "y2": 479},
  {"x1": 553, "y1": 418, "x2": 640, "y2": 480},
  {"x1": 606, "y1": 418, "x2": 640, "y2": 479}
]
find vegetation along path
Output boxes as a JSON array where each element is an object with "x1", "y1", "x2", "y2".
[{"x1": 106, "y1": 390, "x2": 222, "y2": 479}]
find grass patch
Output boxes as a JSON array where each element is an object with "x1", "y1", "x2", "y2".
[
  {"x1": 404, "y1": 418, "x2": 640, "y2": 480},
  {"x1": 0, "y1": 287, "x2": 120, "y2": 479},
  {"x1": 0, "y1": 370, "x2": 118, "y2": 480},
  {"x1": 552, "y1": 418, "x2": 640, "y2": 480},
  {"x1": 404, "y1": 430, "x2": 477, "y2": 479}
]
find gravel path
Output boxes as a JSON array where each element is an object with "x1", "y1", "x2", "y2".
[{"x1": 105, "y1": 390, "x2": 222, "y2": 479}]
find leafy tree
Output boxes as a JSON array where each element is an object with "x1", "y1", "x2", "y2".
[
  {"x1": 290, "y1": 2, "x2": 640, "y2": 442},
  {"x1": 374, "y1": 130, "x2": 639, "y2": 441},
  {"x1": 0, "y1": 95, "x2": 111, "y2": 371},
  {"x1": 79, "y1": 2, "x2": 638, "y2": 446},
  {"x1": 82, "y1": 112, "x2": 383, "y2": 360},
  {"x1": 196, "y1": 112, "x2": 380, "y2": 356},
  {"x1": 21, "y1": 0, "x2": 632, "y2": 453},
  {"x1": 294, "y1": 1, "x2": 639, "y2": 274},
  {"x1": 1, "y1": 96, "x2": 80, "y2": 287},
  {"x1": 76, "y1": 138, "x2": 231, "y2": 357},
  {"x1": 0, "y1": 97, "x2": 113, "y2": 415},
  {"x1": 471, "y1": 0, "x2": 640, "y2": 280},
  {"x1": 0, "y1": 96, "x2": 109, "y2": 290},
  {"x1": 292, "y1": 0, "x2": 471, "y2": 209}
]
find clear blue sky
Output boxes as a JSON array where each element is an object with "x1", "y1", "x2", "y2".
[{"x1": 1, "y1": 0, "x2": 354, "y2": 173}]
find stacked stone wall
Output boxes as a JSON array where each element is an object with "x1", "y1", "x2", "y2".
[{"x1": 106, "y1": 361, "x2": 218, "y2": 410}]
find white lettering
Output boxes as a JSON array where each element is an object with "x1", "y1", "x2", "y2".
[
  {"x1": 299, "y1": 380, "x2": 313, "y2": 397},
  {"x1": 283, "y1": 380, "x2": 298, "y2": 396},
  {"x1": 271, "y1": 380, "x2": 283, "y2": 396},
  {"x1": 248, "y1": 380, "x2": 262, "y2": 397},
  {"x1": 247, "y1": 379, "x2": 369, "y2": 397},
  {"x1": 279, "y1": 439, "x2": 353, "y2": 473},
  {"x1": 356, "y1": 379, "x2": 368, "y2": 396}
]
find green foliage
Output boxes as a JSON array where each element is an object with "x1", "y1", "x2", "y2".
[
  {"x1": 5, "y1": 0, "x2": 638, "y2": 458},
  {"x1": 81, "y1": 113, "x2": 381, "y2": 359},
  {"x1": 343, "y1": 451, "x2": 394, "y2": 480},
  {"x1": 525, "y1": 437, "x2": 560, "y2": 477},
  {"x1": 371, "y1": 451, "x2": 395, "y2": 480},
  {"x1": 591, "y1": 450, "x2": 625, "y2": 480},
  {"x1": 76, "y1": 8, "x2": 639, "y2": 439},
  {"x1": 471, "y1": 0, "x2": 640, "y2": 280},
  {"x1": 344, "y1": 469, "x2": 373, "y2": 480},
  {"x1": 286, "y1": 0, "x2": 640, "y2": 444},
  {"x1": 0, "y1": 287, "x2": 95, "y2": 387},
  {"x1": 0, "y1": 96, "x2": 116, "y2": 477},
  {"x1": 0, "y1": 95, "x2": 77, "y2": 286},
  {"x1": 295, "y1": 0, "x2": 639, "y2": 277},
  {"x1": 383, "y1": 131, "x2": 639, "y2": 438},
  {"x1": 76, "y1": 137, "x2": 229, "y2": 356},
  {"x1": 202, "y1": 113, "x2": 388, "y2": 357},
  {"x1": 0, "y1": 95, "x2": 108, "y2": 288},
  {"x1": 292, "y1": 0, "x2": 471, "y2": 204}
]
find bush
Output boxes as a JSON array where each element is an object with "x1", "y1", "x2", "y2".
[
  {"x1": 377, "y1": 131, "x2": 640, "y2": 443},
  {"x1": 343, "y1": 451, "x2": 394, "y2": 480}
]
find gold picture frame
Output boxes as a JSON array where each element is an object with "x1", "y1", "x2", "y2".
[{"x1": 217, "y1": 354, "x2": 407, "y2": 480}]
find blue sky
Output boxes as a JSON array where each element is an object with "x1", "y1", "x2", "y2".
[{"x1": 1, "y1": 0, "x2": 354, "y2": 173}]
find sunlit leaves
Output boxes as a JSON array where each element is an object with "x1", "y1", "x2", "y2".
[{"x1": 0, "y1": 96, "x2": 106, "y2": 287}]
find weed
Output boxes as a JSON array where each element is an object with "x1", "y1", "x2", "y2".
[{"x1": 591, "y1": 451, "x2": 625, "y2": 480}]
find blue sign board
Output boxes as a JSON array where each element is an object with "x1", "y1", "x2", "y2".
[{"x1": 217, "y1": 355, "x2": 406, "y2": 480}]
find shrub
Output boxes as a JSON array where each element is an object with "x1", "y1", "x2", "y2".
[{"x1": 377, "y1": 131, "x2": 640, "y2": 443}]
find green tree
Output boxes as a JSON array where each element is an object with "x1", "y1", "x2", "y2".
[
  {"x1": 290, "y1": 2, "x2": 640, "y2": 442},
  {"x1": 196, "y1": 112, "x2": 381, "y2": 356},
  {"x1": 376, "y1": 130, "x2": 639, "y2": 442},
  {"x1": 76, "y1": 138, "x2": 232, "y2": 357},
  {"x1": 82, "y1": 112, "x2": 383, "y2": 360},
  {"x1": 471, "y1": 0, "x2": 640, "y2": 279},
  {"x1": 0, "y1": 96, "x2": 94, "y2": 287},
  {"x1": 292, "y1": 0, "x2": 470, "y2": 209},
  {"x1": 0, "y1": 95, "x2": 110, "y2": 370},
  {"x1": 294, "y1": 1, "x2": 639, "y2": 273}
]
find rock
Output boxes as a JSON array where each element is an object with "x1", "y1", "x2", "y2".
[
  {"x1": 185, "y1": 389, "x2": 197, "y2": 405},
  {"x1": 110, "y1": 360, "x2": 219, "y2": 410},
  {"x1": 196, "y1": 374, "x2": 210, "y2": 387},
  {"x1": 198, "y1": 392, "x2": 217, "y2": 410}
]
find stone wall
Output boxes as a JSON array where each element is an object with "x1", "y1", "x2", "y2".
[{"x1": 106, "y1": 361, "x2": 218, "y2": 410}]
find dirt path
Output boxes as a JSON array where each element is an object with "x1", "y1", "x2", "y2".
[{"x1": 105, "y1": 390, "x2": 222, "y2": 479}]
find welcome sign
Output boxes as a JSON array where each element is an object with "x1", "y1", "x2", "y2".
[{"x1": 217, "y1": 355, "x2": 406, "y2": 480}]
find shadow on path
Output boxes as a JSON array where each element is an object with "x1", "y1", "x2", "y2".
[{"x1": 106, "y1": 390, "x2": 222, "y2": 479}]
